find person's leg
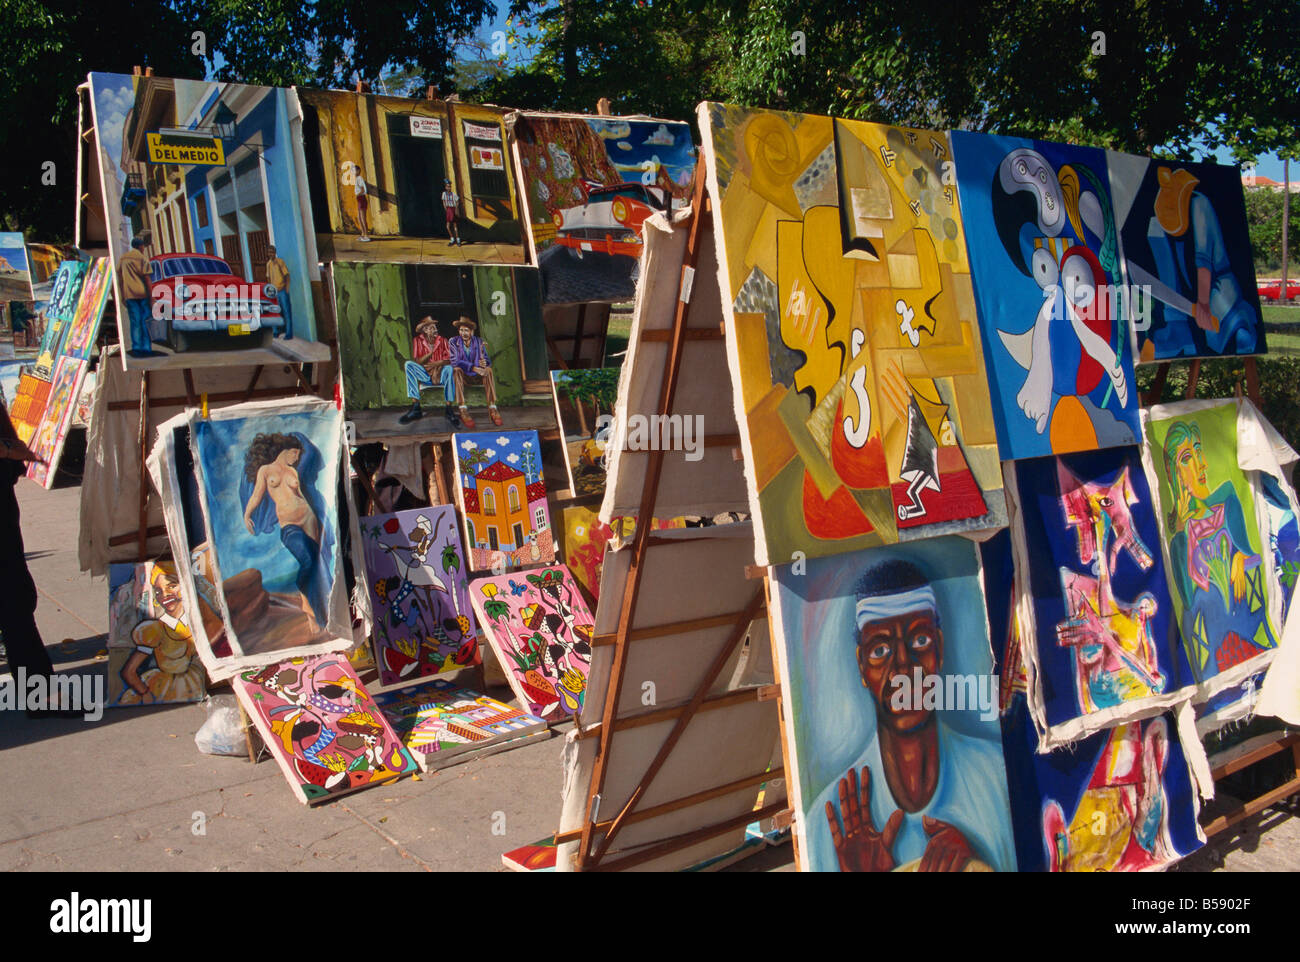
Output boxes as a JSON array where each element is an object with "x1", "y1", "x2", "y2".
[
  {"x1": 401, "y1": 362, "x2": 434, "y2": 424},
  {"x1": 439, "y1": 365, "x2": 461, "y2": 426},
  {"x1": 453, "y1": 367, "x2": 466, "y2": 407},
  {"x1": 279, "y1": 525, "x2": 324, "y2": 628},
  {"x1": 0, "y1": 477, "x2": 55, "y2": 681},
  {"x1": 128, "y1": 299, "x2": 151, "y2": 354},
  {"x1": 277, "y1": 289, "x2": 293, "y2": 339}
]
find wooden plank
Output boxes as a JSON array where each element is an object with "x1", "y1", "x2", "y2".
[
  {"x1": 574, "y1": 683, "x2": 766, "y2": 740},
  {"x1": 109, "y1": 524, "x2": 167, "y2": 547},
  {"x1": 1201, "y1": 774, "x2": 1300, "y2": 837},
  {"x1": 553, "y1": 767, "x2": 782, "y2": 844},
  {"x1": 576, "y1": 171, "x2": 712, "y2": 870},
  {"x1": 135, "y1": 372, "x2": 151, "y2": 562},
  {"x1": 106, "y1": 384, "x2": 301, "y2": 411},
  {"x1": 639, "y1": 328, "x2": 725, "y2": 343},
  {"x1": 590, "y1": 588, "x2": 765, "y2": 861},
  {"x1": 1245, "y1": 356, "x2": 1262, "y2": 406},
  {"x1": 591, "y1": 608, "x2": 764, "y2": 648},
  {"x1": 1209, "y1": 732, "x2": 1300, "y2": 779},
  {"x1": 590, "y1": 800, "x2": 790, "y2": 872}
]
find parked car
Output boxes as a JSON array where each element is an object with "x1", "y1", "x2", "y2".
[
  {"x1": 553, "y1": 183, "x2": 675, "y2": 258},
  {"x1": 1257, "y1": 279, "x2": 1300, "y2": 302},
  {"x1": 149, "y1": 253, "x2": 283, "y2": 350}
]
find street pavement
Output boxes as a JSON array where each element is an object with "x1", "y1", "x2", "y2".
[{"x1": 2, "y1": 480, "x2": 1297, "y2": 871}]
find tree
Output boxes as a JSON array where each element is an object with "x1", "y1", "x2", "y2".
[{"x1": 1244, "y1": 187, "x2": 1300, "y2": 273}]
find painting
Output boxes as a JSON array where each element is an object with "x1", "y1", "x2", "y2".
[
  {"x1": 551, "y1": 367, "x2": 620, "y2": 496},
  {"x1": 453, "y1": 429, "x2": 554, "y2": 571},
  {"x1": 298, "y1": 89, "x2": 525, "y2": 265},
  {"x1": 24, "y1": 354, "x2": 88, "y2": 489},
  {"x1": 511, "y1": 113, "x2": 696, "y2": 303},
  {"x1": 1108, "y1": 152, "x2": 1265, "y2": 361},
  {"x1": 359, "y1": 505, "x2": 480, "y2": 687},
  {"x1": 0, "y1": 233, "x2": 32, "y2": 301},
  {"x1": 332, "y1": 261, "x2": 537, "y2": 437},
  {"x1": 7, "y1": 373, "x2": 49, "y2": 445},
  {"x1": 61, "y1": 257, "x2": 113, "y2": 361},
  {"x1": 87, "y1": 72, "x2": 330, "y2": 369},
  {"x1": 1010, "y1": 448, "x2": 1197, "y2": 746},
  {"x1": 233, "y1": 653, "x2": 418, "y2": 804},
  {"x1": 34, "y1": 260, "x2": 88, "y2": 379},
  {"x1": 373, "y1": 678, "x2": 546, "y2": 770},
  {"x1": 950, "y1": 131, "x2": 1141, "y2": 460},
  {"x1": 1260, "y1": 473, "x2": 1300, "y2": 625},
  {"x1": 1143, "y1": 401, "x2": 1279, "y2": 714},
  {"x1": 699, "y1": 104, "x2": 1006, "y2": 568},
  {"x1": 557, "y1": 506, "x2": 686, "y2": 602},
  {"x1": 1000, "y1": 696, "x2": 1205, "y2": 871},
  {"x1": 469, "y1": 565, "x2": 595, "y2": 721},
  {"x1": 105, "y1": 561, "x2": 207, "y2": 707},
  {"x1": 769, "y1": 537, "x2": 1017, "y2": 872},
  {"x1": 190, "y1": 398, "x2": 352, "y2": 657}
]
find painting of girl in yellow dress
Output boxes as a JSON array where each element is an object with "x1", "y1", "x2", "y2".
[{"x1": 107, "y1": 561, "x2": 207, "y2": 706}]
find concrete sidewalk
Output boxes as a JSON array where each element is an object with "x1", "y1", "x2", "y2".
[{"x1": 2, "y1": 480, "x2": 1297, "y2": 871}]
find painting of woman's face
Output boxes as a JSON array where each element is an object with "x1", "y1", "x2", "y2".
[
  {"x1": 1174, "y1": 437, "x2": 1210, "y2": 500},
  {"x1": 277, "y1": 447, "x2": 302, "y2": 466}
]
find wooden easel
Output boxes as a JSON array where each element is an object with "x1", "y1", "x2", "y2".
[{"x1": 560, "y1": 172, "x2": 790, "y2": 871}]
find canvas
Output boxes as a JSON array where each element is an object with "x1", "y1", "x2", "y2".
[
  {"x1": 8, "y1": 373, "x2": 50, "y2": 445},
  {"x1": 0, "y1": 233, "x2": 33, "y2": 301},
  {"x1": 1108, "y1": 152, "x2": 1265, "y2": 361},
  {"x1": 469, "y1": 565, "x2": 595, "y2": 721},
  {"x1": 511, "y1": 112, "x2": 697, "y2": 303},
  {"x1": 999, "y1": 695, "x2": 1206, "y2": 871},
  {"x1": 331, "y1": 261, "x2": 536, "y2": 438},
  {"x1": 25, "y1": 354, "x2": 88, "y2": 489},
  {"x1": 105, "y1": 561, "x2": 207, "y2": 707},
  {"x1": 558, "y1": 506, "x2": 686, "y2": 602},
  {"x1": 551, "y1": 367, "x2": 620, "y2": 496},
  {"x1": 699, "y1": 104, "x2": 1006, "y2": 567},
  {"x1": 87, "y1": 72, "x2": 330, "y2": 369},
  {"x1": 233, "y1": 653, "x2": 418, "y2": 804},
  {"x1": 950, "y1": 131, "x2": 1141, "y2": 460},
  {"x1": 61, "y1": 257, "x2": 113, "y2": 362},
  {"x1": 298, "y1": 89, "x2": 526, "y2": 265},
  {"x1": 1009, "y1": 448, "x2": 1198, "y2": 747},
  {"x1": 34, "y1": 260, "x2": 88, "y2": 379},
  {"x1": 190, "y1": 398, "x2": 354, "y2": 657},
  {"x1": 1142, "y1": 400, "x2": 1279, "y2": 722},
  {"x1": 359, "y1": 505, "x2": 480, "y2": 687},
  {"x1": 453, "y1": 429, "x2": 554, "y2": 571},
  {"x1": 770, "y1": 537, "x2": 1017, "y2": 872},
  {"x1": 372, "y1": 678, "x2": 547, "y2": 771}
]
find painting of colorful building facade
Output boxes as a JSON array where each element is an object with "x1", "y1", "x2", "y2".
[
  {"x1": 511, "y1": 112, "x2": 696, "y2": 303},
  {"x1": 1144, "y1": 402, "x2": 1279, "y2": 711},
  {"x1": 700, "y1": 104, "x2": 1006, "y2": 566},
  {"x1": 951, "y1": 131, "x2": 1141, "y2": 460},
  {"x1": 299, "y1": 89, "x2": 525, "y2": 265},
  {"x1": 87, "y1": 72, "x2": 329, "y2": 368},
  {"x1": 359, "y1": 505, "x2": 480, "y2": 688},
  {"x1": 453, "y1": 430, "x2": 554, "y2": 571},
  {"x1": 1108, "y1": 152, "x2": 1264, "y2": 361},
  {"x1": 469, "y1": 565, "x2": 594, "y2": 721}
]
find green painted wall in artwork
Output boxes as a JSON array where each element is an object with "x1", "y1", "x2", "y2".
[
  {"x1": 334, "y1": 262, "x2": 411, "y2": 409},
  {"x1": 472, "y1": 265, "x2": 523, "y2": 406}
]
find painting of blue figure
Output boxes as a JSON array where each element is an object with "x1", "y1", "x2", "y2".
[
  {"x1": 998, "y1": 694, "x2": 1204, "y2": 872},
  {"x1": 1108, "y1": 152, "x2": 1265, "y2": 362},
  {"x1": 1013, "y1": 447, "x2": 1197, "y2": 743},
  {"x1": 1260, "y1": 473, "x2": 1300, "y2": 625},
  {"x1": 193, "y1": 403, "x2": 345, "y2": 656},
  {"x1": 771, "y1": 536, "x2": 1017, "y2": 872},
  {"x1": 951, "y1": 131, "x2": 1140, "y2": 461}
]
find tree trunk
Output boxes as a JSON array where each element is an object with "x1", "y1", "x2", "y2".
[{"x1": 1283, "y1": 157, "x2": 1291, "y2": 304}]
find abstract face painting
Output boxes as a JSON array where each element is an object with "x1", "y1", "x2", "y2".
[
  {"x1": 1144, "y1": 402, "x2": 1278, "y2": 714},
  {"x1": 699, "y1": 104, "x2": 1006, "y2": 566},
  {"x1": 190, "y1": 398, "x2": 350, "y2": 657},
  {"x1": 469, "y1": 565, "x2": 595, "y2": 721},
  {"x1": 770, "y1": 538, "x2": 1017, "y2": 872},
  {"x1": 1108, "y1": 152, "x2": 1264, "y2": 361},
  {"x1": 106, "y1": 560, "x2": 207, "y2": 707},
  {"x1": 452, "y1": 430, "x2": 554, "y2": 572},
  {"x1": 234, "y1": 654, "x2": 417, "y2": 803},
  {"x1": 951, "y1": 132, "x2": 1141, "y2": 460},
  {"x1": 1011, "y1": 448, "x2": 1196, "y2": 745},
  {"x1": 360, "y1": 505, "x2": 480, "y2": 687}
]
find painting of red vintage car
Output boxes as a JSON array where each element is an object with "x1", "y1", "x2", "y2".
[
  {"x1": 149, "y1": 253, "x2": 283, "y2": 350},
  {"x1": 552, "y1": 183, "x2": 676, "y2": 257}
]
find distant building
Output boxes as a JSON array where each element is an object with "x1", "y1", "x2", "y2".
[{"x1": 1242, "y1": 171, "x2": 1300, "y2": 193}]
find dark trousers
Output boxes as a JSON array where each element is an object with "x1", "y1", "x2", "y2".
[{"x1": 0, "y1": 469, "x2": 53, "y2": 677}]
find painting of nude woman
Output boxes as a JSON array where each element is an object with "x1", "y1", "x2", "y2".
[{"x1": 191, "y1": 398, "x2": 352, "y2": 657}]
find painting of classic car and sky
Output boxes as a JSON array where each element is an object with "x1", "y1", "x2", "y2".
[
  {"x1": 511, "y1": 113, "x2": 697, "y2": 304},
  {"x1": 88, "y1": 72, "x2": 330, "y2": 370}
]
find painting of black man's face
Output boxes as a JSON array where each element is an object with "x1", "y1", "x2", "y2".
[
  {"x1": 769, "y1": 536, "x2": 1017, "y2": 872},
  {"x1": 190, "y1": 399, "x2": 349, "y2": 658}
]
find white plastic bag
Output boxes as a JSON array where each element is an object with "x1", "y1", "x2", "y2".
[{"x1": 194, "y1": 694, "x2": 246, "y2": 757}]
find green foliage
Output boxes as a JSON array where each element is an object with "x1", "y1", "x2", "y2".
[
  {"x1": 556, "y1": 367, "x2": 618, "y2": 412},
  {"x1": 1244, "y1": 187, "x2": 1300, "y2": 273}
]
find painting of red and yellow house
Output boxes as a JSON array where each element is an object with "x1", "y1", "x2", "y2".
[{"x1": 453, "y1": 429, "x2": 554, "y2": 571}]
